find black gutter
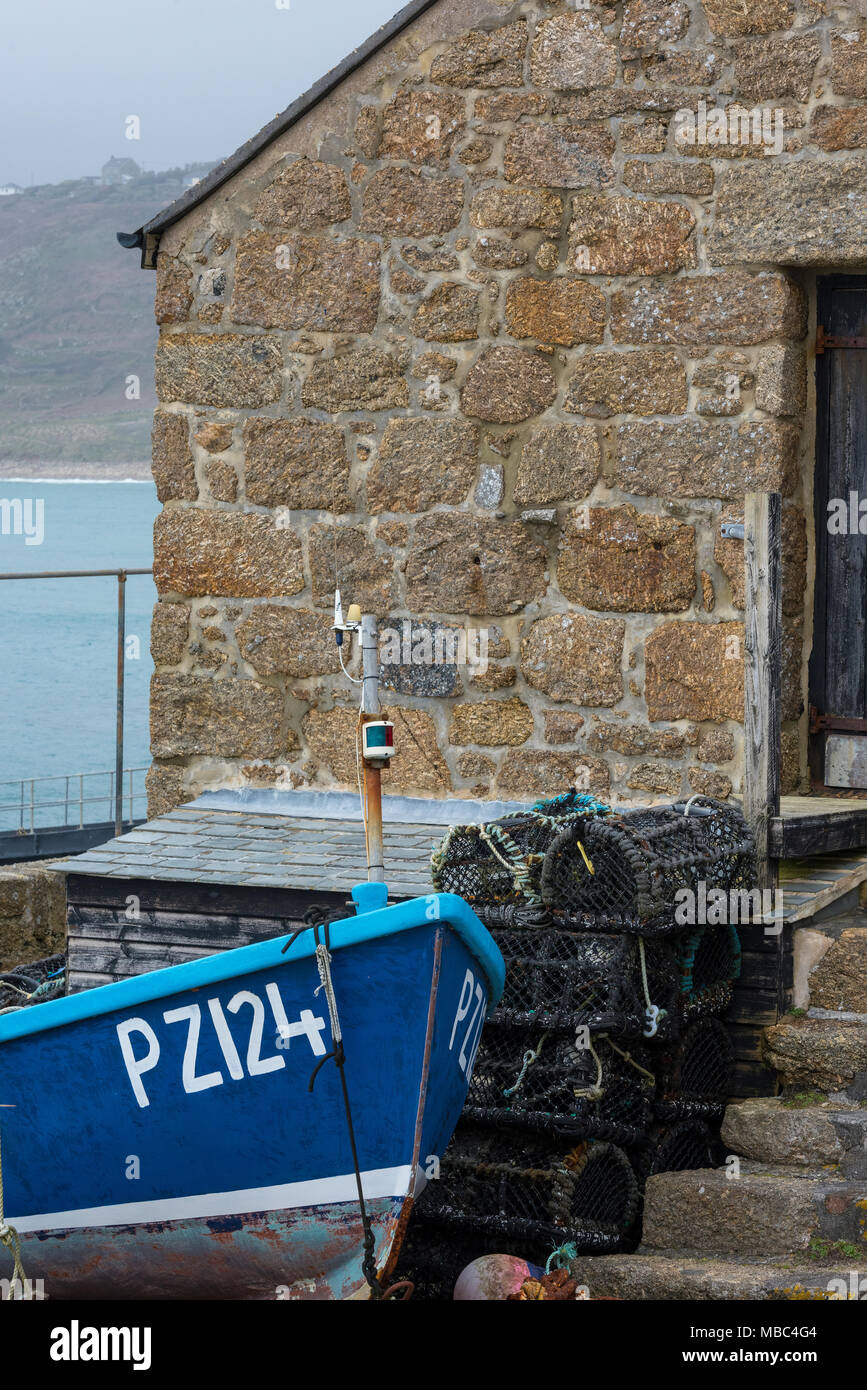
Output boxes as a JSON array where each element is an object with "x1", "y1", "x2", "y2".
[{"x1": 117, "y1": 0, "x2": 443, "y2": 268}]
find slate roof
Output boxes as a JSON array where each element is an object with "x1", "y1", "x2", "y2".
[{"x1": 57, "y1": 788, "x2": 530, "y2": 900}]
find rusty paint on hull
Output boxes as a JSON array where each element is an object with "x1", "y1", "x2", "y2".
[{"x1": 23, "y1": 1198, "x2": 404, "y2": 1301}]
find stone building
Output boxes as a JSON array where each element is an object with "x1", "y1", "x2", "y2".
[{"x1": 120, "y1": 0, "x2": 867, "y2": 821}]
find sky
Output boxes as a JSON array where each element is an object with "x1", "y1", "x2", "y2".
[{"x1": 1, "y1": 0, "x2": 404, "y2": 187}]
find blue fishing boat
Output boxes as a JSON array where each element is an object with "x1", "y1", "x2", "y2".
[{"x1": 0, "y1": 882, "x2": 504, "y2": 1301}]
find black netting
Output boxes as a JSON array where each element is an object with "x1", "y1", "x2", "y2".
[
  {"x1": 415, "y1": 1126, "x2": 639, "y2": 1256},
  {"x1": 678, "y1": 923, "x2": 742, "y2": 1020},
  {"x1": 540, "y1": 798, "x2": 755, "y2": 935},
  {"x1": 655, "y1": 1018, "x2": 735, "y2": 1121},
  {"x1": 492, "y1": 928, "x2": 641, "y2": 1034},
  {"x1": 0, "y1": 954, "x2": 65, "y2": 1012},
  {"x1": 413, "y1": 795, "x2": 747, "y2": 1294},
  {"x1": 491, "y1": 928, "x2": 679, "y2": 1041},
  {"x1": 464, "y1": 1025, "x2": 655, "y2": 1145},
  {"x1": 639, "y1": 1120, "x2": 717, "y2": 1180}
]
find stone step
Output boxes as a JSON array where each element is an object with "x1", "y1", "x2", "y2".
[
  {"x1": 722, "y1": 1097, "x2": 867, "y2": 1178},
  {"x1": 806, "y1": 928, "x2": 867, "y2": 1014},
  {"x1": 762, "y1": 1015, "x2": 867, "y2": 1094},
  {"x1": 567, "y1": 1252, "x2": 867, "y2": 1301},
  {"x1": 793, "y1": 914, "x2": 867, "y2": 1011},
  {"x1": 641, "y1": 1166, "x2": 867, "y2": 1258}
]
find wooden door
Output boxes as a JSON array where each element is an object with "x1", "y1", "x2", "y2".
[{"x1": 811, "y1": 277, "x2": 867, "y2": 789}]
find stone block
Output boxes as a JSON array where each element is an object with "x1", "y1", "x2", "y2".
[
  {"x1": 243, "y1": 418, "x2": 351, "y2": 510},
  {"x1": 155, "y1": 333, "x2": 282, "y2": 408},
  {"x1": 153, "y1": 507, "x2": 304, "y2": 598},
  {"x1": 558, "y1": 504, "x2": 696, "y2": 612},
  {"x1": 521, "y1": 613, "x2": 625, "y2": 705},
  {"x1": 645, "y1": 621, "x2": 744, "y2": 721},
  {"x1": 150, "y1": 673, "x2": 284, "y2": 759}
]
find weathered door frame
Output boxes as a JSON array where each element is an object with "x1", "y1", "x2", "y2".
[{"x1": 809, "y1": 273, "x2": 867, "y2": 789}]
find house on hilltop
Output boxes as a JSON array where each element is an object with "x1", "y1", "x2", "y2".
[
  {"x1": 102, "y1": 156, "x2": 141, "y2": 186},
  {"x1": 119, "y1": 0, "x2": 867, "y2": 877}
]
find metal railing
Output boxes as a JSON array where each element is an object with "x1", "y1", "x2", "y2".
[
  {"x1": 0, "y1": 567, "x2": 153, "y2": 835},
  {"x1": 0, "y1": 768, "x2": 148, "y2": 835}
]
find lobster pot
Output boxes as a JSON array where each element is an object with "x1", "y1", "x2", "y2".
[
  {"x1": 429, "y1": 793, "x2": 611, "y2": 927},
  {"x1": 654, "y1": 1018, "x2": 735, "y2": 1122},
  {"x1": 415, "y1": 1127, "x2": 640, "y2": 1260},
  {"x1": 678, "y1": 923, "x2": 742, "y2": 1021},
  {"x1": 493, "y1": 928, "x2": 679, "y2": 1041},
  {"x1": 539, "y1": 797, "x2": 756, "y2": 936},
  {"x1": 494, "y1": 928, "x2": 640, "y2": 1034},
  {"x1": 0, "y1": 954, "x2": 65, "y2": 1012},
  {"x1": 464, "y1": 1024, "x2": 655, "y2": 1146},
  {"x1": 637, "y1": 1120, "x2": 718, "y2": 1181},
  {"x1": 430, "y1": 812, "x2": 586, "y2": 921}
]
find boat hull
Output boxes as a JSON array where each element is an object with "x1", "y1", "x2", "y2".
[{"x1": 0, "y1": 893, "x2": 503, "y2": 1300}]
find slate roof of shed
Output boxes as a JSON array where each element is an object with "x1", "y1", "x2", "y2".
[{"x1": 58, "y1": 788, "x2": 530, "y2": 900}]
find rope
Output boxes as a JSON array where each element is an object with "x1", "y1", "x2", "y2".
[
  {"x1": 601, "y1": 1034, "x2": 657, "y2": 1086},
  {"x1": 571, "y1": 1036, "x2": 604, "y2": 1101},
  {"x1": 503, "y1": 1033, "x2": 549, "y2": 1097},
  {"x1": 309, "y1": 929, "x2": 382, "y2": 1299},
  {"x1": 0, "y1": 1130, "x2": 30, "y2": 1301},
  {"x1": 545, "y1": 1242, "x2": 579, "y2": 1275},
  {"x1": 314, "y1": 944, "x2": 342, "y2": 1045},
  {"x1": 637, "y1": 937, "x2": 668, "y2": 1037},
  {"x1": 478, "y1": 823, "x2": 541, "y2": 904}
]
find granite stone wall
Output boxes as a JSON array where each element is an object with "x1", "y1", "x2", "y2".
[{"x1": 145, "y1": 0, "x2": 867, "y2": 817}]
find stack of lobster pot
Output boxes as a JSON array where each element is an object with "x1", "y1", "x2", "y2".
[{"x1": 397, "y1": 792, "x2": 754, "y2": 1298}]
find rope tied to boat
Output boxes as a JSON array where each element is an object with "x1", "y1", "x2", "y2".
[
  {"x1": 301, "y1": 921, "x2": 383, "y2": 1300},
  {"x1": 0, "y1": 1130, "x2": 30, "y2": 1301},
  {"x1": 313, "y1": 943, "x2": 342, "y2": 1046}
]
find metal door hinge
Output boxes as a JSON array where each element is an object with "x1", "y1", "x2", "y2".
[{"x1": 816, "y1": 324, "x2": 867, "y2": 354}]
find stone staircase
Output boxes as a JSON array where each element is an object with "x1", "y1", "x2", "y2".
[{"x1": 569, "y1": 900, "x2": 867, "y2": 1300}]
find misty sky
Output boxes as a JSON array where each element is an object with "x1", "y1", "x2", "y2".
[{"x1": 2, "y1": 0, "x2": 404, "y2": 186}]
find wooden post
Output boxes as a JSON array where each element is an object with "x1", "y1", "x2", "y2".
[
  {"x1": 743, "y1": 491, "x2": 782, "y2": 894},
  {"x1": 360, "y1": 615, "x2": 385, "y2": 884}
]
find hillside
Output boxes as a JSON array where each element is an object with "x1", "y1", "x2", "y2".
[{"x1": 0, "y1": 166, "x2": 214, "y2": 469}]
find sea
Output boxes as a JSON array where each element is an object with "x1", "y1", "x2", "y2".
[{"x1": 0, "y1": 480, "x2": 159, "y2": 828}]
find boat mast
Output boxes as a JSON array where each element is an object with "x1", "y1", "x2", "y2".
[
  {"x1": 360, "y1": 615, "x2": 385, "y2": 884},
  {"x1": 333, "y1": 594, "x2": 392, "y2": 885}
]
